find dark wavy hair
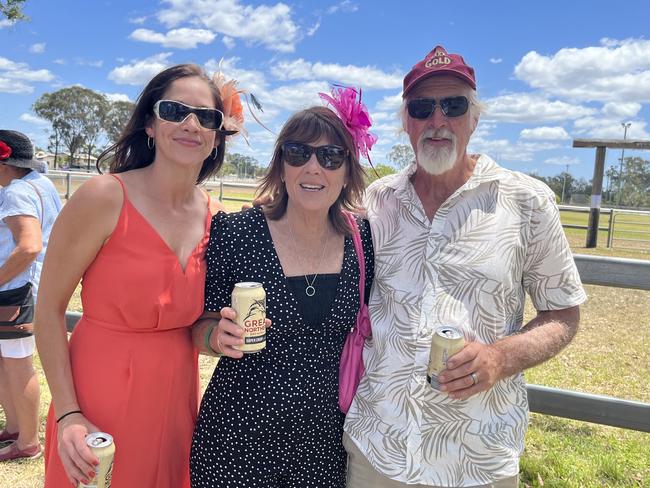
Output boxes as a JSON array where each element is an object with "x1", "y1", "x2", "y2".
[
  {"x1": 97, "y1": 64, "x2": 226, "y2": 183},
  {"x1": 257, "y1": 106, "x2": 366, "y2": 236}
]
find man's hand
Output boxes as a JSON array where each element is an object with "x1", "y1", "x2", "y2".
[
  {"x1": 437, "y1": 306, "x2": 580, "y2": 400},
  {"x1": 437, "y1": 342, "x2": 505, "y2": 400}
]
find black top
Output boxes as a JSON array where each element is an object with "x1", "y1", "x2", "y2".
[
  {"x1": 190, "y1": 206, "x2": 374, "y2": 487},
  {"x1": 286, "y1": 273, "x2": 339, "y2": 328}
]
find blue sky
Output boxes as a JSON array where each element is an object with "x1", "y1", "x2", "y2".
[{"x1": 1, "y1": 0, "x2": 650, "y2": 180}]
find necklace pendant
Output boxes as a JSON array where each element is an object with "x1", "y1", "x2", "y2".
[{"x1": 305, "y1": 285, "x2": 316, "y2": 297}]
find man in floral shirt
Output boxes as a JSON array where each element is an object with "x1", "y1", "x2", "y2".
[{"x1": 343, "y1": 45, "x2": 587, "y2": 487}]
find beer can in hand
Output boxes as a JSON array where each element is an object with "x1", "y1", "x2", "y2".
[
  {"x1": 79, "y1": 432, "x2": 115, "y2": 488},
  {"x1": 232, "y1": 282, "x2": 267, "y2": 353},
  {"x1": 427, "y1": 326, "x2": 465, "y2": 390}
]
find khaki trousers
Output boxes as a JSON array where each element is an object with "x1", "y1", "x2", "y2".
[{"x1": 344, "y1": 433, "x2": 519, "y2": 488}]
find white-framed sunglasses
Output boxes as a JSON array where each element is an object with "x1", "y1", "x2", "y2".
[{"x1": 153, "y1": 100, "x2": 225, "y2": 131}]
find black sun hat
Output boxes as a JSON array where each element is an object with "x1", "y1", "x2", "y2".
[{"x1": 0, "y1": 130, "x2": 47, "y2": 173}]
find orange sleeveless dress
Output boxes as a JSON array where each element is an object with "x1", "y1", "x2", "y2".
[{"x1": 44, "y1": 175, "x2": 210, "y2": 488}]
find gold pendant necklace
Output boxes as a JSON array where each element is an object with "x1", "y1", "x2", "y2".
[{"x1": 286, "y1": 217, "x2": 330, "y2": 297}]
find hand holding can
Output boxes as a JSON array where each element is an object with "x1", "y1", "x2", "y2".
[
  {"x1": 78, "y1": 432, "x2": 115, "y2": 488},
  {"x1": 426, "y1": 326, "x2": 465, "y2": 390},
  {"x1": 231, "y1": 282, "x2": 267, "y2": 353}
]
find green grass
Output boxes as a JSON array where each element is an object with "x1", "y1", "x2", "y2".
[
  {"x1": 560, "y1": 209, "x2": 650, "y2": 253},
  {"x1": 520, "y1": 285, "x2": 650, "y2": 487},
  {"x1": 1, "y1": 184, "x2": 649, "y2": 487}
]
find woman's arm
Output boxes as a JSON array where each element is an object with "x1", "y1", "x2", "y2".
[
  {"x1": 34, "y1": 175, "x2": 122, "y2": 485},
  {"x1": 0, "y1": 215, "x2": 42, "y2": 285}
]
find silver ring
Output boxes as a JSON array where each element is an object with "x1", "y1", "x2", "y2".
[{"x1": 470, "y1": 372, "x2": 478, "y2": 385}]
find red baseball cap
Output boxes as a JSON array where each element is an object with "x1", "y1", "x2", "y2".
[{"x1": 402, "y1": 45, "x2": 476, "y2": 97}]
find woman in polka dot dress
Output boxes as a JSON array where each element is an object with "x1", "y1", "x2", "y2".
[{"x1": 190, "y1": 104, "x2": 375, "y2": 488}]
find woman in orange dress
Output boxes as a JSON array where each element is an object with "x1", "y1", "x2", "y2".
[{"x1": 34, "y1": 64, "x2": 231, "y2": 487}]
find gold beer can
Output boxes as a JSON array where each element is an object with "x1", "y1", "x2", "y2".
[
  {"x1": 79, "y1": 432, "x2": 115, "y2": 488},
  {"x1": 232, "y1": 282, "x2": 266, "y2": 353},
  {"x1": 426, "y1": 326, "x2": 465, "y2": 390}
]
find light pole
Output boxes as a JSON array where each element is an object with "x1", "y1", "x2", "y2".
[
  {"x1": 561, "y1": 163, "x2": 569, "y2": 203},
  {"x1": 617, "y1": 122, "x2": 631, "y2": 205}
]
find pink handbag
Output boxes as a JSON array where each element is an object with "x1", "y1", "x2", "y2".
[{"x1": 339, "y1": 213, "x2": 372, "y2": 413}]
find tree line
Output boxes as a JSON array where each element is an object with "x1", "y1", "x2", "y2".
[
  {"x1": 28, "y1": 84, "x2": 649, "y2": 205},
  {"x1": 33, "y1": 87, "x2": 134, "y2": 170}
]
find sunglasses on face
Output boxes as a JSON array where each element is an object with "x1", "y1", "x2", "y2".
[
  {"x1": 281, "y1": 142, "x2": 348, "y2": 170},
  {"x1": 407, "y1": 96, "x2": 469, "y2": 119},
  {"x1": 153, "y1": 100, "x2": 224, "y2": 130}
]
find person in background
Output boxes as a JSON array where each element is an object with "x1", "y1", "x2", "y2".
[
  {"x1": 35, "y1": 64, "x2": 233, "y2": 487},
  {"x1": 343, "y1": 45, "x2": 587, "y2": 488},
  {"x1": 190, "y1": 89, "x2": 375, "y2": 488},
  {"x1": 0, "y1": 130, "x2": 61, "y2": 462}
]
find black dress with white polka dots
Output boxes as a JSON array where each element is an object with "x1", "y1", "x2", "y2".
[{"x1": 190, "y1": 207, "x2": 374, "y2": 488}]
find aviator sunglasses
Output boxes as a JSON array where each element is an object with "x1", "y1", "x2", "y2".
[
  {"x1": 407, "y1": 96, "x2": 469, "y2": 119},
  {"x1": 281, "y1": 142, "x2": 348, "y2": 170},
  {"x1": 153, "y1": 100, "x2": 225, "y2": 130}
]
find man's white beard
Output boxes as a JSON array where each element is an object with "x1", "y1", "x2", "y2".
[{"x1": 416, "y1": 129, "x2": 457, "y2": 175}]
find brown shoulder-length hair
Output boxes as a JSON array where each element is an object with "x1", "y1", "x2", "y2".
[
  {"x1": 257, "y1": 106, "x2": 366, "y2": 236},
  {"x1": 96, "y1": 64, "x2": 226, "y2": 184}
]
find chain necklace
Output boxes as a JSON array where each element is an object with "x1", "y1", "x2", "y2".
[{"x1": 286, "y1": 216, "x2": 330, "y2": 297}]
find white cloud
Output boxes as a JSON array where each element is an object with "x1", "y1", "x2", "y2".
[
  {"x1": 104, "y1": 93, "x2": 132, "y2": 102},
  {"x1": 489, "y1": 58, "x2": 502, "y2": 64},
  {"x1": 0, "y1": 19, "x2": 15, "y2": 29},
  {"x1": 327, "y1": 1, "x2": 358, "y2": 14},
  {"x1": 0, "y1": 57, "x2": 55, "y2": 93},
  {"x1": 514, "y1": 38, "x2": 650, "y2": 102},
  {"x1": 76, "y1": 59, "x2": 103, "y2": 68},
  {"x1": 19, "y1": 113, "x2": 50, "y2": 125},
  {"x1": 130, "y1": 28, "x2": 216, "y2": 49},
  {"x1": 158, "y1": 0, "x2": 299, "y2": 53},
  {"x1": 572, "y1": 116, "x2": 649, "y2": 140},
  {"x1": 306, "y1": 20, "x2": 320, "y2": 37},
  {"x1": 266, "y1": 81, "x2": 331, "y2": 112},
  {"x1": 544, "y1": 156, "x2": 580, "y2": 166},
  {"x1": 520, "y1": 126, "x2": 570, "y2": 140},
  {"x1": 53, "y1": 59, "x2": 66, "y2": 65},
  {"x1": 29, "y1": 43, "x2": 46, "y2": 54},
  {"x1": 222, "y1": 36, "x2": 236, "y2": 49},
  {"x1": 129, "y1": 16, "x2": 147, "y2": 24},
  {"x1": 376, "y1": 93, "x2": 402, "y2": 111},
  {"x1": 108, "y1": 53, "x2": 173, "y2": 85},
  {"x1": 484, "y1": 93, "x2": 595, "y2": 123},
  {"x1": 601, "y1": 101, "x2": 641, "y2": 119},
  {"x1": 469, "y1": 134, "x2": 562, "y2": 163},
  {"x1": 271, "y1": 58, "x2": 402, "y2": 89},
  {"x1": 0, "y1": 77, "x2": 32, "y2": 93}
]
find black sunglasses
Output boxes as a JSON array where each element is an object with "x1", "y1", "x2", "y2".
[
  {"x1": 407, "y1": 96, "x2": 469, "y2": 119},
  {"x1": 153, "y1": 100, "x2": 224, "y2": 130},
  {"x1": 281, "y1": 142, "x2": 348, "y2": 170}
]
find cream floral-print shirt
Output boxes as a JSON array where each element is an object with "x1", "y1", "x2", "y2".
[{"x1": 344, "y1": 155, "x2": 586, "y2": 486}]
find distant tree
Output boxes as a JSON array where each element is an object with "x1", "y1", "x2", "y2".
[
  {"x1": 83, "y1": 96, "x2": 109, "y2": 170},
  {"x1": 0, "y1": 0, "x2": 27, "y2": 20},
  {"x1": 365, "y1": 163, "x2": 396, "y2": 184},
  {"x1": 387, "y1": 143, "x2": 415, "y2": 169},
  {"x1": 105, "y1": 100, "x2": 135, "y2": 145},
  {"x1": 226, "y1": 153, "x2": 260, "y2": 180},
  {"x1": 219, "y1": 160, "x2": 236, "y2": 177},
  {"x1": 46, "y1": 120, "x2": 64, "y2": 168},
  {"x1": 619, "y1": 156, "x2": 650, "y2": 207},
  {"x1": 33, "y1": 87, "x2": 108, "y2": 169}
]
